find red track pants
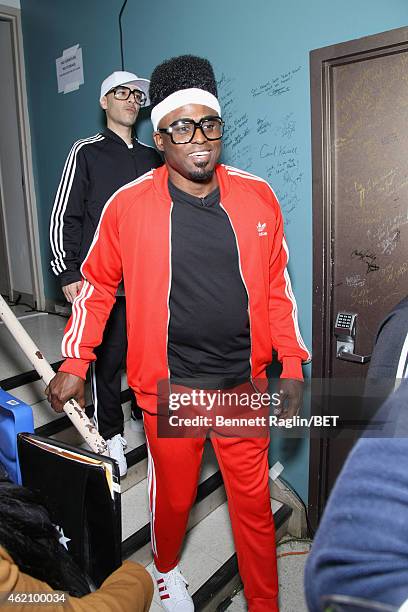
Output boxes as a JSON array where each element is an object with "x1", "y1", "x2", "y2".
[{"x1": 143, "y1": 413, "x2": 279, "y2": 612}]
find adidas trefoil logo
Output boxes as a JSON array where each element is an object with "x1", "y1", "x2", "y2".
[{"x1": 257, "y1": 221, "x2": 267, "y2": 237}]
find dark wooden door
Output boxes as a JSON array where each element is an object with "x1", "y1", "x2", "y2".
[{"x1": 309, "y1": 27, "x2": 408, "y2": 527}]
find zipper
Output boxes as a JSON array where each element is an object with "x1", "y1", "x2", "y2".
[
  {"x1": 219, "y1": 202, "x2": 254, "y2": 387},
  {"x1": 165, "y1": 202, "x2": 174, "y2": 410}
]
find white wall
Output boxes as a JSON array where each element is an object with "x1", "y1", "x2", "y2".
[{"x1": 0, "y1": 19, "x2": 32, "y2": 294}]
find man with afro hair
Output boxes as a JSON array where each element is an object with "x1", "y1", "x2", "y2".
[
  {"x1": 149, "y1": 55, "x2": 218, "y2": 105},
  {"x1": 48, "y1": 54, "x2": 310, "y2": 612}
]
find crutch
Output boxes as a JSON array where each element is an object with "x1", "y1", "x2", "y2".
[{"x1": 0, "y1": 294, "x2": 107, "y2": 454}]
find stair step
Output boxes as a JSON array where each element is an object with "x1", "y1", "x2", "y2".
[{"x1": 121, "y1": 441, "x2": 219, "y2": 539}]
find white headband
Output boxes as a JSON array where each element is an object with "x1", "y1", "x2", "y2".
[{"x1": 151, "y1": 88, "x2": 221, "y2": 130}]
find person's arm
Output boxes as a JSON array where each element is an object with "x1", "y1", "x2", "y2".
[
  {"x1": 0, "y1": 547, "x2": 153, "y2": 612},
  {"x1": 49, "y1": 142, "x2": 89, "y2": 290},
  {"x1": 363, "y1": 298, "x2": 408, "y2": 424},
  {"x1": 49, "y1": 191, "x2": 123, "y2": 402},
  {"x1": 267, "y1": 193, "x2": 311, "y2": 416},
  {"x1": 68, "y1": 561, "x2": 154, "y2": 612},
  {"x1": 305, "y1": 381, "x2": 408, "y2": 610},
  {"x1": 367, "y1": 300, "x2": 408, "y2": 382}
]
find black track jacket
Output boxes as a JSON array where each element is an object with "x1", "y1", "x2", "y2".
[{"x1": 49, "y1": 128, "x2": 162, "y2": 287}]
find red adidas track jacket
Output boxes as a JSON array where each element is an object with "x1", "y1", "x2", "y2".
[{"x1": 59, "y1": 164, "x2": 310, "y2": 413}]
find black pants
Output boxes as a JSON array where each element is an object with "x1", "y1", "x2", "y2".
[{"x1": 91, "y1": 296, "x2": 140, "y2": 439}]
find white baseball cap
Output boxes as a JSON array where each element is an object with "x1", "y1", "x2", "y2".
[{"x1": 100, "y1": 71, "x2": 150, "y2": 105}]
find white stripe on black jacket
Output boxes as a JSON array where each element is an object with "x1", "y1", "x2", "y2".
[{"x1": 49, "y1": 127, "x2": 162, "y2": 287}]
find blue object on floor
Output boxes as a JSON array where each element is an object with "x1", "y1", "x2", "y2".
[{"x1": 0, "y1": 387, "x2": 34, "y2": 484}]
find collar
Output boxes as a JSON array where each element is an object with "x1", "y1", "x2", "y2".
[
  {"x1": 168, "y1": 180, "x2": 220, "y2": 208},
  {"x1": 102, "y1": 127, "x2": 138, "y2": 147},
  {"x1": 153, "y1": 164, "x2": 231, "y2": 202}
]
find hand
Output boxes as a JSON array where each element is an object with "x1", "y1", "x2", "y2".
[
  {"x1": 274, "y1": 379, "x2": 304, "y2": 419},
  {"x1": 62, "y1": 281, "x2": 82, "y2": 303},
  {"x1": 45, "y1": 372, "x2": 85, "y2": 413}
]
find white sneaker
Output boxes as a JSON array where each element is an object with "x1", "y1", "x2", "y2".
[
  {"x1": 106, "y1": 434, "x2": 127, "y2": 477},
  {"x1": 153, "y1": 564, "x2": 194, "y2": 611}
]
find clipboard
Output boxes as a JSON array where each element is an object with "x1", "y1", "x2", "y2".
[{"x1": 17, "y1": 433, "x2": 122, "y2": 586}]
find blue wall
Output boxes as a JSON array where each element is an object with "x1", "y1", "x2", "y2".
[{"x1": 21, "y1": 0, "x2": 408, "y2": 499}]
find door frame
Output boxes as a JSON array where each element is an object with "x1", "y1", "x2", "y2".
[
  {"x1": 0, "y1": 161, "x2": 12, "y2": 298},
  {"x1": 0, "y1": 4, "x2": 45, "y2": 309},
  {"x1": 308, "y1": 25, "x2": 408, "y2": 529}
]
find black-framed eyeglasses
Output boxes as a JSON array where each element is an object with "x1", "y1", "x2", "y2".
[
  {"x1": 157, "y1": 116, "x2": 224, "y2": 144},
  {"x1": 107, "y1": 86, "x2": 147, "y2": 107}
]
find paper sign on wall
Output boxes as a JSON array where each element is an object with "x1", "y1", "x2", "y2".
[{"x1": 56, "y1": 44, "x2": 84, "y2": 94}]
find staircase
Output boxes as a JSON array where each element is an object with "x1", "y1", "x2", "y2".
[{"x1": 0, "y1": 307, "x2": 304, "y2": 611}]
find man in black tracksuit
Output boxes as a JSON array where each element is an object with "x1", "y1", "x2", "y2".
[{"x1": 49, "y1": 71, "x2": 162, "y2": 476}]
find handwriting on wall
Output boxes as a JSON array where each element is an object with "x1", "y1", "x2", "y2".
[
  {"x1": 216, "y1": 57, "x2": 408, "y2": 316},
  {"x1": 351, "y1": 249, "x2": 380, "y2": 274},
  {"x1": 367, "y1": 211, "x2": 407, "y2": 255},
  {"x1": 218, "y1": 65, "x2": 304, "y2": 222},
  {"x1": 334, "y1": 50, "x2": 408, "y2": 311},
  {"x1": 250, "y1": 66, "x2": 302, "y2": 98},
  {"x1": 262, "y1": 113, "x2": 303, "y2": 221},
  {"x1": 217, "y1": 73, "x2": 254, "y2": 170}
]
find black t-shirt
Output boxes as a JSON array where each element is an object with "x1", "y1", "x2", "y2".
[{"x1": 167, "y1": 180, "x2": 251, "y2": 388}]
